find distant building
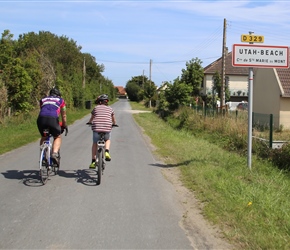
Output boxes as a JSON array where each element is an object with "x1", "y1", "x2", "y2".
[
  {"x1": 115, "y1": 86, "x2": 127, "y2": 98},
  {"x1": 203, "y1": 50, "x2": 290, "y2": 129},
  {"x1": 203, "y1": 50, "x2": 252, "y2": 103}
]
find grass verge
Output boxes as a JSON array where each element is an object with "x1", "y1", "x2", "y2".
[
  {"x1": 0, "y1": 108, "x2": 90, "y2": 155},
  {"x1": 132, "y1": 104, "x2": 290, "y2": 250}
]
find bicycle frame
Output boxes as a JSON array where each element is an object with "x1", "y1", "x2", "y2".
[
  {"x1": 39, "y1": 129, "x2": 59, "y2": 184},
  {"x1": 86, "y1": 123, "x2": 118, "y2": 185},
  {"x1": 39, "y1": 129, "x2": 52, "y2": 184},
  {"x1": 96, "y1": 133, "x2": 106, "y2": 185}
]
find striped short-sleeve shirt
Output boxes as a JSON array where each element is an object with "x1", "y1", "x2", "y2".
[{"x1": 91, "y1": 105, "x2": 114, "y2": 132}]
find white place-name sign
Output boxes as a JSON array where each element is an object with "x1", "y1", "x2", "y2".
[{"x1": 232, "y1": 44, "x2": 289, "y2": 68}]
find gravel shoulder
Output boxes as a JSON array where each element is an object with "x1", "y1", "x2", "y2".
[
  {"x1": 134, "y1": 110, "x2": 235, "y2": 249},
  {"x1": 161, "y1": 166, "x2": 234, "y2": 249}
]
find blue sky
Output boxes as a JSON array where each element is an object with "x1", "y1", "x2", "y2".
[{"x1": 1, "y1": 0, "x2": 290, "y2": 87}]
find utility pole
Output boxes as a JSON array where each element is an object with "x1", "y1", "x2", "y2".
[
  {"x1": 220, "y1": 18, "x2": 227, "y2": 113},
  {"x1": 149, "y1": 59, "x2": 152, "y2": 108}
]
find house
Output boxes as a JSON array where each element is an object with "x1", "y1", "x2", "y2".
[
  {"x1": 203, "y1": 50, "x2": 253, "y2": 102},
  {"x1": 253, "y1": 67, "x2": 290, "y2": 129},
  {"x1": 203, "y1": 49, "x2": 290, "y2": 129},
  {"x1": 115, "y1": 86, "x2": 127, "y2": 99}
]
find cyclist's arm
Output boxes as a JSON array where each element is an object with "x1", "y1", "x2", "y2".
[
  {"x1": 60, "y1": 105, "x2": 67, "y2": 127},
  {"x1": 112, "y1": 113, "x2": 117, "y2": 126},
  {"x1": 87, "y1": 114, "x2": 94, "y2": 124}
]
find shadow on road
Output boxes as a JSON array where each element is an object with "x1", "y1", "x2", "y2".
[
  {"x1": 1, "y1": 169, "x2": 99, "y2": 187},
  {"x1": 1, "y1": 170, "x2": 43, "y2": 187},
  {"x1": 58, "y1": 169, "x2": 98, "y2": 186},
  {"x1": 149, "y1": 159, "x2": 195, "y2": 168}
]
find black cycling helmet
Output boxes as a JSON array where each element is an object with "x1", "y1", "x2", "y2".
[
  {"x1": 95, "y1": 94, "x2": 109, "y2": 104},
  {"x1": 49, "y1": 87, "x2": 61, "y2": 97}
]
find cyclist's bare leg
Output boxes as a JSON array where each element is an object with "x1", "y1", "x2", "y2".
[
  {"x1": 52, "y1": 135, "x2": 61, "y2": 154},
  {"x1": 92, "y1": 142, "x2": 97, "y2": 160},
  {"x1": 105, "y1": 140, "x2": 111, "y2": 151}
]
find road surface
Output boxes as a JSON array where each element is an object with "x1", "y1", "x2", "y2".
[{"x1": 0, "y1": 99, "x2": 232, "y2": 249}]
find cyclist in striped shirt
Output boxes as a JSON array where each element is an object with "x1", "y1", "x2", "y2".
[{"x1": 87, "y1": 94, "x2": 117, "y2": 169}]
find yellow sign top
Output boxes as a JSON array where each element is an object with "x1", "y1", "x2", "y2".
[{"x1": 241, "y1": 35, "x2": 264, "y2": 43}]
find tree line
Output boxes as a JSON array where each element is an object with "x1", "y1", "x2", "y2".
[
  {"x1": 0, "y1": 29, "x2": 116, "y2": 121},
  {"x1": 125, "y1": 58, "x2": 230, "y2": 113},
  {"x1": 0, "y1": 28, "x2": 229, "y2": 122}
]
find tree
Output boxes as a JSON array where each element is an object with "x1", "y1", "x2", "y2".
[
  {"x1": 181, "y1": 57, "x2": 204, "y2": 96},
  {"x1": 125, "y1": 75, "x2": 149, "y2": 102},
  {"x1": 0, "y1": 29, "x2": 116, "y2": 115},
  {"x1": 143, "y1": 80, "x2": 157, "y2": 108},
  {"x1": 125, "y1": 81, "x2": 141, "y2": 102},
  {"x1": 164, "y1": 78, "x2": 192, "y2": 111},
  {"x1": 4, "y1": 58, "x2": 33, "y2": 113},
  {"x1": 0, "y1": 30, "x2": 15, "y2": 116},
  {"x1": 0, "y1": 70, "x2": 8, "y2": 120},
  {"x1": 0, "y1": 30, "x2": 15, "y2": 66},
  {"x1": 212, "y1": 71, "x2": 230, "y2": 106},
  {"x1": 212, "y1": 71, "x2": 221, "y2": 108}
]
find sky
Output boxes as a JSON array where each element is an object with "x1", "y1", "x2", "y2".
[{"x1": 1, "y1": 0, "x2": 290, "y2": 87}]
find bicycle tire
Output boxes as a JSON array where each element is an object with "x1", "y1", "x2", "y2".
[
  {"x1": 97, "y1": 149, "x2": 103, "y2": 185},
  {"x1": 39, "y1": 147, "x2": 50, "y2": 184}
]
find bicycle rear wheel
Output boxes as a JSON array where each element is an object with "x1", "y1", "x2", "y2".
[
  {"x1": 39, "y1": 147, "x2": 50, "y2": 184},
  {"x1": 97, "y1": 149, "x2": 103, "y2": 185}
]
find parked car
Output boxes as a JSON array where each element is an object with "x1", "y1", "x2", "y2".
[{"x1": 236, "y1": 102, "x2": 248, "y2": 110}]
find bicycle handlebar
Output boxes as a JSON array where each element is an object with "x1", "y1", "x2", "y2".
[{"x1": 86, "y1": 122, "x2": 119, "y2": 128}]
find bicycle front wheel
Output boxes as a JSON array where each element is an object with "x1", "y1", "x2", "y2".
[
  {"x1": 39, "y1": 147, "x2": 50, "y2": 184},
  {"x1": 97, "y1": 150, "x2": 103, "y2": 185}
]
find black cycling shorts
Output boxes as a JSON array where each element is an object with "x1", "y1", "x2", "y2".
[{"x1": 37, "y1": 116, "x2": 61, "y2": 138}]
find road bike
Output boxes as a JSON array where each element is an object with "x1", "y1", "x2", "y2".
[
  {"x1": 87, "y1": 123, "x2": 118, "y2": 185},
  {"x1": 39, "y1": 126, "x2": 68, "y2": 184}
]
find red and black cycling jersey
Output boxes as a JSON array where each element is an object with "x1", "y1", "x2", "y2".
[{"x1": 39, "y1": 95, "x2": 66, "y2": 118}]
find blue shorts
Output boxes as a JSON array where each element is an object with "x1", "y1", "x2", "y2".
[{"x1": 93, "y1": 131, "x2": 111, "y2": 143}]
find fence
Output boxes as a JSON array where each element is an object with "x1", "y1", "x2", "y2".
[
  {"x1": 252, "y1": 112, "x2": 288, "y2": 149},
  {"x1": 194, "y1": 106, "x2": 288, "y2": 149}
]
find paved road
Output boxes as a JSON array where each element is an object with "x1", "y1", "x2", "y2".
[{"x1": 0, "y1": 99, "x2": 193, "y2": 249}]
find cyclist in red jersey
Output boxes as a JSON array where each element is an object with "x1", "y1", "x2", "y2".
[
  {"x1": 37, "y1": 87, "x2": 67, "y2": 166},
  {"x1": 87, "y1": 94, "x2": 117, "y2": 169}
]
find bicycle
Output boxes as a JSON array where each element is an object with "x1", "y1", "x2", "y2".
[
  {"x1": 87, "y1": 123, "x2": 118, "y2": 185},
  {"x1": 39, "y1": 126, "x2": 68, "y2": 184}
]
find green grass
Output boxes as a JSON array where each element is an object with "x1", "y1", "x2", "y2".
[
  {"x1": 0, "y1": 108, "x2": 91, "y2": 155},
  {"x1": 133, "y1": 110, "x2": 290, "y2": 250},
  {"x1": 130, "y1": 100, "x2": 155, "y2": 111}
]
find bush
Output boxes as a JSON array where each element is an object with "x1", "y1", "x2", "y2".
[{"x1": 271, "y1": 143, "x2": 290, "y2": 171}]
